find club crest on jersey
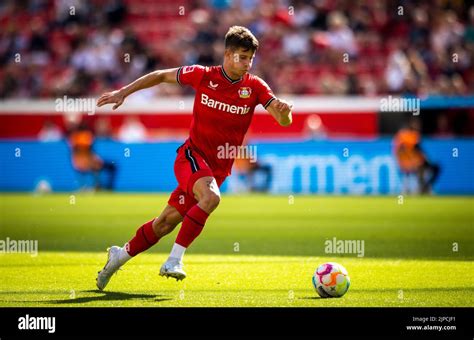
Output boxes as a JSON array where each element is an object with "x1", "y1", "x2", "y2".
[{"x1": 238, "y1": 87, "x2": 252, "y2": 98}]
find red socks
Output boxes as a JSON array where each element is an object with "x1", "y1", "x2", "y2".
[
  {"x1": 126, "y1": 219, "x2": 159, "y2": 256},
  {"x1": 175, "y1": 204, "x2": 209, "y2": 248},
  {"x1": 125, "y1": 205, "x2": 209, "y2": 257}
]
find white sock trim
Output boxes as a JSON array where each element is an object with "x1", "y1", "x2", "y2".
[
  {"x1": 169, "y1": 243, "x2": 186, "y2": 261},
  {"x1": 118, "y1": 244, "x2": 132, "y2": 265}
]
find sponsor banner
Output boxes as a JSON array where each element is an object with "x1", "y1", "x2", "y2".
[{"x1": 1, "y1": 139, "x2": 472, "y2": 194}]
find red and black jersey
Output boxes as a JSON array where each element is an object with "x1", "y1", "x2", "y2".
[{"x1": 177, "y1": 65, "x2": 275, "y2": 177}]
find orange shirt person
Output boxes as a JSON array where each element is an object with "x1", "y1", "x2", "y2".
[
  {"x1": 68, "y1": 123, "x2": 116, "y2": 190},
  {"x1": 393, "y1": 127, "x2": 425, "y2": 173},
  {"x1": 69, "y1": 127, "x2": 103, "y2": 172},
  {"x1": 393, "y1": 118, "x2": 440, "y2": 194}
]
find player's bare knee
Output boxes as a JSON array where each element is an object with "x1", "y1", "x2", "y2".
[
  {"x1": 199, "y1": 192, "x2": 221, "y2": 213},
  {"x1": 154, "y1": 222, "x2": 173, "y2": 237},
  {"x1": 151, "y1": 217, "x2": 162, "y2": 236},
  {"x1": 163, "y1": 214, "x2": 180, "y2": 234},
  {"x1": 162, "y1": 222, "x2": 177, "y2": 236},
  {"x1": 152, "y1": 217, "x2": 172, "y2": 237}
]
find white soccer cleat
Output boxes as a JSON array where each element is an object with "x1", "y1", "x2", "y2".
[
  {"x1": 159, "y1": 258, "x2": 186, "y2": 281},
  {"x1": 96, "y1": 246, "x2": 122, "y2": 290}
]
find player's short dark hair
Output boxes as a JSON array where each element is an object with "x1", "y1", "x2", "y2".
[{"x1": 224, "y1": 26, "x2": 259, "y2": 53}]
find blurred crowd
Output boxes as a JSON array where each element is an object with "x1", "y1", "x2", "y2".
[{"x1": 0, "y1": 0, "x2": 473, "y2": 98}]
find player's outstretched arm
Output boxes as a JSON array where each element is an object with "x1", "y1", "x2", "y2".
[
  {"x1": 97, "y1": 68, "x2": 180, "y2": 110},
  {"x1": 266, "y1": 98, "x2": 293, "y2": 126}
]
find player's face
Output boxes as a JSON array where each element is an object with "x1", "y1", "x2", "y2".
[{"x1": 226, "y1": 48, "x2": 255, "y2": 77}]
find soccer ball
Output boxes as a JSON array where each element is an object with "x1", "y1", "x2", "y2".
[{"x1": 312, "y1": 262, "x2": 350, "y2": 298}]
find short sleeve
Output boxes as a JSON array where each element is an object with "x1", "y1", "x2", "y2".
[
  {"x1": 176, "y1": 65, "x2": 206, "y2": 89},
  {"x1": 255, "y1": 76, "x2": 276, "y2": 109}
]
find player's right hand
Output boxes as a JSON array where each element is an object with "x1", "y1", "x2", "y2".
[{"x1": 97, "y1": 90, "x2": 126, "y2": 110}]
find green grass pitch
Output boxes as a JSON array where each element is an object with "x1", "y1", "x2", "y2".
[{"x1": 0, "y1": 194, "x2": 472, "y2": 307}]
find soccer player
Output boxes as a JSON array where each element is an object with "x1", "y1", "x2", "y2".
[{"x1": 95, "y1": 26, "x2": 292, "y2": 290}]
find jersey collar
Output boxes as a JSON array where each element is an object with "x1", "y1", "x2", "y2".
[{"x1": 220, "y1": 65, "x2": 243, "y2": 84}]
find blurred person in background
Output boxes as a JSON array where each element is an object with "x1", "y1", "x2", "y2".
[
  {"x1": 94, "y1": 116, "x2": 114, "y2": 140},
  {"x1": 393, "y1": 118, "x2": 441, "y2": 194},
  {"x1": 118, "y1": 115, "x2": 147, "y2": 142},
  {"x1": 1, "y1": 0, "x2": 472, "y2": 98},
  {"x1": 66, "y1": 117, "x2": 117, "y2": 191},
  {"x1": 325, "y1": 11, "x2": 358, "y2": 57},
  {"x1": 434, "y1": 113, "x2": 455, "y2": 138},
  {"x1": 38, "y1": 119, "x2": 63, "y2": 142},
  {"x1": 247, "y1": 160, "x2": 272, "y2": 193},
  {"x1": 304, "y1": 113, "x2": 327, "y2": 140},
  {"x1": 230, "y1": 147, "x2": 272, "y2": 193}
]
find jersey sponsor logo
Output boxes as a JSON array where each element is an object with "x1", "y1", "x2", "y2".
[
  {"x1": 238, "y1": 87, "x2": 252, "y2": 98},
  {"x1": 208, "y1": 81, "x2": 219, "y2": 90},
  {"x1": 182, "y1": 66, "x2": 195, "y2": 74},
  {"x1": 201, "y1": 93, "x2": 250, "y2": 115}
]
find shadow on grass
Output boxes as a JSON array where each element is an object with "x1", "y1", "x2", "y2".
[
  {"x1": 299, "y1": 286, "x2": 474, "y2": 300},
  {"x1": 4, "y1": 248, "x2": 471, "y2": 261},
  {"x1": 47, "y1": 290, "x2": 173, "y2": 305},
  {"x1": 348, "y1": 287, "x2": 474, "y2": 293}
]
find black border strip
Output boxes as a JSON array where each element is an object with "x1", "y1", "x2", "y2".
[
  {"x1": 176, "y1": 66, "x2": 183, "y2": 86},
  {"x1": 2, "y1": 307, "x2": 472, "y2": 338},
  {"x1": 264, "y1": 97, "x2": 276, "y2": 109}
]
